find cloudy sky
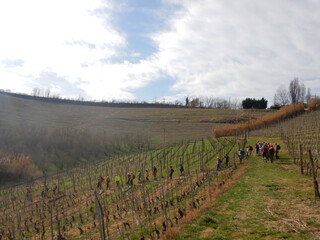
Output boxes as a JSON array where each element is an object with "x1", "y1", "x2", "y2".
[{"x1": 0, "y1": 0, "x2": 319, "y2": 104}]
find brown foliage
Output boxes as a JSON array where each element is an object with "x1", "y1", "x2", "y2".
[
  {"x1": 162, "y1": 227, "x2": 180, "y2": 239},
  {"x1": 308, "y1": 98, "x2": 320, "y2": 111},
  {"x1": 179, "y1": 209, "x2": 201, "y2": 224},
  {"x1": 0, "y1": 151, "x2": 33, "y2": 182},
  {"x1": 213, "y1": 102, "x2": 305, "y2": 138}
]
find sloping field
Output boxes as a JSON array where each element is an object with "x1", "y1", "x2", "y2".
[{"x1": 0, "y1": 93, "x2": 266, "y2": 144}]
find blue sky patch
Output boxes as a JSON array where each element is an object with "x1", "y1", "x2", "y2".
[
  {"x1": 134, "y1": 76, "x2": 178, "y2": 102},
  {"x1": 112, "y1": 0, "x2": 180, "y2": 62}
]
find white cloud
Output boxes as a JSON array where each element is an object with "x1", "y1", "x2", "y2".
[
  {"x1": 0, "y1": 0, "x2": 160, "y2": 100},
  {"x1": 151, "y1": 0, "x2": 320, "y2": 101},
  {"x1": 0, "y1": 0, "x2": 319, "y2": 102}
]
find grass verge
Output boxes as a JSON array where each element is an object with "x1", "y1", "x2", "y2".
[{"x1": 174, "y1": 138, "x2": 320, "y2": 240}]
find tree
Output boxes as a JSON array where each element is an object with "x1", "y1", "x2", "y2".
[
  {"x1": 305, "y1": 88, "x2": 312, "y2": 103},
  {"x1": 242, "y1": 98, "x2": 268, "y2": 109},
  {"x1": 274, "y1": 86, "x2": 290, "y2": 106},
  {"x1": 190, "y1": 98, "x2": 200, "y2": 107},
  {"x1": 289, "y1": 78, "x2": 305, "y2": 103}
]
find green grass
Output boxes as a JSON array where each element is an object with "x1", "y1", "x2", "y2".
[{"x1": 175, "y1": 138, "x2": 320, "y2": 240}]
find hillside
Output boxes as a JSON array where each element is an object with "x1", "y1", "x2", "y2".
[
  {"x1": 1, "y1": 94, "x2": 319, "y2": 239},
  {"x1": 0, "y1": 93, "x2": 269, "y2": 175},
  {"x1": 0, "y1": 93, "x2": 247, "y2": 144}
]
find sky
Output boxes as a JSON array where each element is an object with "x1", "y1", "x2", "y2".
[{"x1": 0, "y1": 0, "x2": 320, "y2": 104}]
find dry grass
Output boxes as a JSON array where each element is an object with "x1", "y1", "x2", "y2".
[
  {"x1": 180, "y1": 209, "x2": 201, "y2": 225},
  {"x1": 213, "y1": 102, "x2": 305, "y2": 138},
  {"x1": 161, "y1": 227, "x2": 180, "y2": 239},
  {"x1": 308, "y1": 98, "x2": 320, "y2": 111}
]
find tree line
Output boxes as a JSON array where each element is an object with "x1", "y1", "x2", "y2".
[{"x1": 273, "y1": 77, "x2": 314, "y2": 107}]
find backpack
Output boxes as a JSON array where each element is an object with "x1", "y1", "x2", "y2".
[
  {"x1": 240, "y1": 149, "x2": 245, "y2": 155},
  {"x1": 250, "y1": 146, "x2": 253, "y2": 151},
  {"x1": 277, "y1": 145, "x2": 281, "y2": 150}
]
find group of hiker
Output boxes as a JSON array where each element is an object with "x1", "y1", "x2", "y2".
[
  {"x1": 216, "y1": 141, "x2": 281, "y2": 170},
  {"x1": 238, "y1": 141, "x2": 281, "y2": 164},
  {"x1": 95, "y1": 164, "x2": 185, "y2": 189},
  {"x1": 216, "y1": 153, "x2": 230, "y2": 170},
  {"x1": 255, "y1": 142, "x2": 280, "y2": 163},
  {"x1": 26, "y1": 183, "x2": 58, "y2": 199}
]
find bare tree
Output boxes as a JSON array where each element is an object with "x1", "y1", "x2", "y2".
[
  {"x1": 32, "y1": 88, "x2": 41, "y2": 96},
  {"x1": 190, "y1": 98, "x2": 200, "y2": 107},
  {"x1": 289, "y1": 78, "x2": 306, "y2": 103},
  {"x1": 45, "y1": 88, "x2": 51, "y2": 97},
  {"x1": 305, "y1": 88, "x2": 312, "y2": 103},
  {"x1": 274, "y1": 86, "x2": 290, "y2": 106}
]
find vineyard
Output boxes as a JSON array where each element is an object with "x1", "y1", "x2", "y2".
[
  {"x1": 250, "y1": 110, "x2": 320, "y2": 178},
  {"x1": 0, "y1": 137, "x2": 246, "y2": 240}
]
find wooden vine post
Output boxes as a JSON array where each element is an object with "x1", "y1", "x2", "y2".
[
  {"x1": 298, "y1": 142, "x2": 303, "y2": 174},
  {"x1": 95, "y1": 191, "x2": 106, "y2": 240},
  {"x1": 308, "y1": 150, "x2": 320, "y2": 199},
  {"x1": 50, "y1": 203, "x2": 54, "y2": 240},
  {"x1": 161, "y1": 185, "x2": 169, "y2": 229},
  {"x1": 190, "y1": 176, "x2": 195, "y2": 209},
  {"x1": 141, "y1": 184, "x2": 147, "y2": 217},
  {"x1": 233, "y1": 153, "x2": 237, "y2": 169}
]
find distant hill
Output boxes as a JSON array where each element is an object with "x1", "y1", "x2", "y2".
[{"x1": 0, "y1": 91, "x2": 185, "y2": 108}]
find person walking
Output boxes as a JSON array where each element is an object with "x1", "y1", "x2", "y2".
[
  {"x1": 224, "y1": 154, "x2": 229, "y2": 167},
  {"x1": 115, "y1": 175, "x2": 120, "y2": 187},
  {"x1": 247, "y1": 145, "x2": 253, "y2": 158},
  {"x1": 255, "y1": 143, "x2": 259, "y2": 155},
  {"x1": 106, "y1": 176, "x2": 111, "y2": 189},
  {"x1": 169, "y1": 166, "x2": 174, "y2": 180},
  {"x1": 53, "y1": 183, "x2": 57, "y2": 195},
  {"x1": 145, "y1": 170, "x2": 149, "y2": 181},
  {"x1": 153, "y1": 166, "x2": 157, "y2": 180},
  {"x1": 137, "y1": 171, "x2": 141, "y2": 183},
  {"x1": 179, "y1": 164, "x2": 184, "y2": 176},
  {"x1": 25, "y1": 188, "x2": 30, "y2": 200},
  {"x1": 269, "y1": 145, "x2": 275, "y2": 163},
  {"x1": 262, "y1": 144, "x2": 269, "y2": 162},
  {"x1": 130, "y1": 172, "x2": 135, "y2": 185},
  {"x1": 275, "y1": 143, "x2": 280, "y2": 159},
  {"x1": 97, "y1": 176, "x2": 103, "y2": 189},
  {"x1": 216, "y1": 157, "x2": 222, "y2": 170},
  {"x1": 238, "y1": 149, "x2": 245, "y2": 163}
]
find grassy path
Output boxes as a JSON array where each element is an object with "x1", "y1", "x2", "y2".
[{"x1": 175, "y1": 142, "x2": 320, "y2": 240}]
